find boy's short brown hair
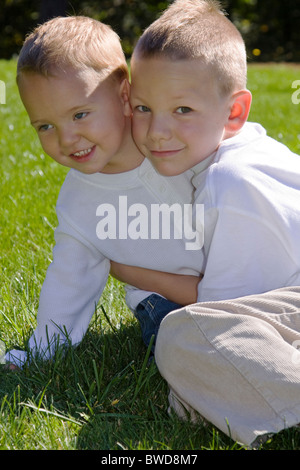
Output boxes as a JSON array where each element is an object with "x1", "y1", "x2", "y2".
[
  {"x1": 17, "y1": 16, "x2": 128, "y2": 82},
  {"x1": 132, "y1": 0, "x2": 247, "y2": 96}
]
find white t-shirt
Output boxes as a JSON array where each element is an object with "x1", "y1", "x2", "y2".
[
  {"x1": 194, "y1": 122, "x2": 300, "y2": 301},
  {"x1": 7, "y1": 159, "x2": 202, "y2": 366}
]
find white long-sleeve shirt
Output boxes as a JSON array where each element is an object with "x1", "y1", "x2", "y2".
[
  {"x1": 194, "y1": 122, "x2": 300, "y2": 302},
  {"x1": 7, "y1": 158, "x2": 202, "y2": 366}
]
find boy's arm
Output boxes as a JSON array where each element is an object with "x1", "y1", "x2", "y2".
[
  {"x1": 110, "y1": 261, "x2": 202, "y2": 306},
  {"x1": 6, "y1": 228, "x2": 110, "y2": 368}
]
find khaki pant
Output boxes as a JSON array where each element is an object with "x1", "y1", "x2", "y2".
[{"x1": 155, "y1": 286, "x2": 300, "y2": 446}]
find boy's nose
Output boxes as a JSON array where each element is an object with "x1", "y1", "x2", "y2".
[
  {"x1": 148, "y1": 115, "x2": 172, "y2": 143},
  {"x1": 58, "y1": 126, "x2": 80, "y2": 152}
]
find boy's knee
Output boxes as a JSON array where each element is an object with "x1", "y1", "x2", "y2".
[{"x1": 155, "y1": 307, "x2": 191, "y2": 375}]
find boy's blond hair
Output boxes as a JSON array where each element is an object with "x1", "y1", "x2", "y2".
[
  {"x1": 132, "y1": 0, "x2": 247, "y2": 96},
  {"x1": 17, "y1": 16, "x2": 128, "y2": 82}
]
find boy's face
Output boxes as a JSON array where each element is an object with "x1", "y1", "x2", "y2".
[
  {"x1": 130, "y1": 57, "x2": 233, "y2": 176},
  {"x1": 18, "y1": 68, "x2": 130, "y2": 174}
]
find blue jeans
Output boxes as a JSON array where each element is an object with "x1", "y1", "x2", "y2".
[{"x1": 134, "y1": 294, "x2": 182, "y2": 353}]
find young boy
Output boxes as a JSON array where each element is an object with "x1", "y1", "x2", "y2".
[
  {"x1": 5, "y1": 15, "x2": 203, "y2": 367},
  {"x1": 126, "y1": 0, "x2": 300, "y2": 302},
  {"x1": 114, "y1": 0, "x2": 300, "y2": 448}
]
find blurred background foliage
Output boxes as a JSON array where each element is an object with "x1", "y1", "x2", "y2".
[{"x1": 0, "y1": 0, "x2": 299, "y2": 62}]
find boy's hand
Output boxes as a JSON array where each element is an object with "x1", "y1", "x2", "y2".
[{"x1": 110, "y1": 260, "x2": 202, "y2": 306}]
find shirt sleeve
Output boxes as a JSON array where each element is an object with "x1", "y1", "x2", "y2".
[
  {"x1": 6, "y1": 216, "x2": 110, "y2": 367},
  {"x1": 196, "y1": 155, "x2": 300, "y2": 302},
  {"x1": 197, "y1": 206, "x2": 297, "y2": 302}
]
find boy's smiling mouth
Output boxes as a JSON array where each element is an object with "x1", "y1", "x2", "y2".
[
  {"x1": 70, "y1": 146, "x2": 95, "y2": 162},
  {"x1": 73, "y1": 148, "x2": 92, "y2": 157},
  {"x1": 150, "y1": 148, "x2": 184, "y2": 158}
]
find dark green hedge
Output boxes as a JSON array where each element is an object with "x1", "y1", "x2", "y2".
[{"x1": 1, "y1": 0, "x2": 299, "y2": 61}]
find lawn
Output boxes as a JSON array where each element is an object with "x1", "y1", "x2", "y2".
[{"x1": 0, "y1": 59, "x2": 300, "y2": 451}]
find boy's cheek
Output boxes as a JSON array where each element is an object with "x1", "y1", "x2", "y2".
[
  {"x1": 38, "y1": 139, "x2": 56, "y2": 161},
  {"x1": 132, "y1": 129, "x2": 147, "y2": 156},
  {"x1": 132, "y1": 120, "x2": 146, "y2": 145},
  {"x1": 132, "y1": 132, "x2": 145, "y2": 152}
]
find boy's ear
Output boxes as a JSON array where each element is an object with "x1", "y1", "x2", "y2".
[
  {"x1": 119, "y1": 78, "x2": 132, "y2": 117},
  {"x1": 225, "y1": 89, "x2": 252, "y2": 135}
]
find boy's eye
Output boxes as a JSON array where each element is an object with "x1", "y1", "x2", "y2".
[
  {"x1": 74, "y1": 112, "x2": 88, "y2": 120},
  {"x1": 136, "y1": 105, "x2": 150, "y2": 113},
  {"x1": 176, "y1": 107, "x2": 192, "y2": 114},
  {"x1": 38, "y1": 123, "x2": 53, "y2": 132}
]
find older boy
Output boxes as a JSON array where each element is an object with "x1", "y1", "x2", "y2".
[
  {"x1": 129, "y1": 0, "x2": 300, "y2": 301},
  {"x1": 116, "y1": 0, "x2": 300, "y2": 448},
  {"x1": 5, "y1": 15, "x2": 203, "y2": 367}
]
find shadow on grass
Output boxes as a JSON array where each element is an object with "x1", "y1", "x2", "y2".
[
  {"x1": 2, "y1": 317, "x2": 298, "y2": 450},
  {"x1": 0, "y1": 316, "x2": 240, "y2": 450}
]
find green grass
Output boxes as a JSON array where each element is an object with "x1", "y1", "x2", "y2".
[{"x1": 1, "y1": 59, "x2": 300, "y2": 450}]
